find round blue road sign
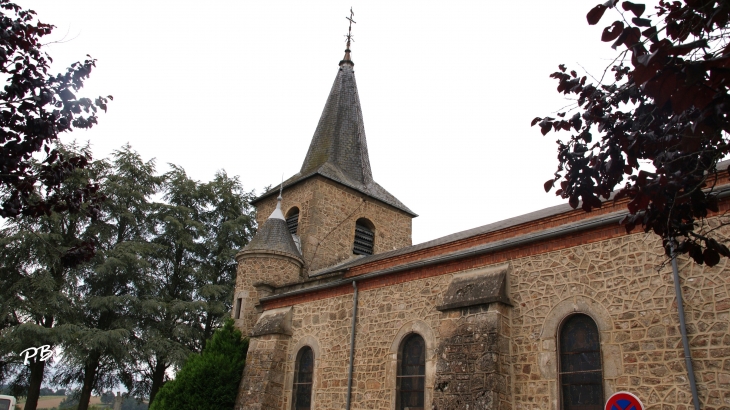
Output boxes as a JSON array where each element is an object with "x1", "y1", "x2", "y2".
[{"x1": 605, "y1": 391, "x2": 644, "y2": 410}]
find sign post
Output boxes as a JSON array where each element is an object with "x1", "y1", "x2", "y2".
[{"x1": 605, "y1": 392, "x2": 644, "y2": 410}]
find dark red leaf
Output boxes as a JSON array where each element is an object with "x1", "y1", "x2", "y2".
[
  {"x1": 569, "y1": 195, "x2": 579, "y2": 209},
  {"x1": 544, "y1": 179, "x2": 555, "y2": 192},
  {"x1": 531, "y1": 117, "x2": 542, "y2": 126},
  {"x1": 540, "y1": 120, "x2": 552, "y2": 135},
  {"x1": 631, "y1": 17, "x2": 651, "y2": 26},
  {"x1": 621, "y1": 1, "x2": 645, "y2": 17},
  {"x1": 689, "y1": 243, "x2": 704, "y2": 264},
  {"x1": 703, "y1": 248, "x2": 720, "y2": 267},
  {"x1": 602, "y1": 21, "x2": 624, "y2": 42},
  {"x1": 641, "y1": 26, "x2": 658, "y2": 42},
  {"x1": 587, "y1": 4, "x2": 607, "y2": 25}
]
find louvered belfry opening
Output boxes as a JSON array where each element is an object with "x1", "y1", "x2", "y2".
[
  {"x1": 286, "y1": 208, "x2": 299, "y2": 235},
  {"x1": 353, "y1": 218, "x2": 374, "y2": 255}
]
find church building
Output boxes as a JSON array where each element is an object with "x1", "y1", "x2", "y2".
[{"x1": 232, "y1": 29, "x2": 730, "y2": 410}]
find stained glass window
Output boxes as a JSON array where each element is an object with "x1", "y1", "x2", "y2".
[
  {"x1": 559, "y1": 314, "x2": 604, "y2": 410},
  {"x1": 293, "y1": 346, "x2": 314, "y2": 410},
  {"x1": 397, "y1": 334, "x2": 425, "y2": 410}
]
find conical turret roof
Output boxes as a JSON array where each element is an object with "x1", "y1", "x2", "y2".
[
  {"x1": 243, "y1": 197, "x2": 302, "y2": 259},
  {"x1": 252, "y1": 53, "x2": 417, "y2": 217}
]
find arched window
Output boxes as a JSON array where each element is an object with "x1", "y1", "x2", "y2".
[
  {"x1": 397, "y1": 334, "x2": 425, "y2": 410},
  {"x1": 559, "y1": 314, "x2": 604, "y2": 410},
  {"x1": 292, "y1": 346, "x2": 314, "y2": 410},
  {"x1": 353, "y1": 218, "x2": 375, "y2": 256},
  {"x1": 286, "y1": 207, "x2": 300, "y2": 235}
]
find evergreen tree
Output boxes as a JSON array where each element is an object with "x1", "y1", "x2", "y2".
[
  {"x1": 53, "y1": 145, "x2": 161, "y2": 410},
  {"x1": 0, "y1": 143, "x2": 104, "y2": 410},
  {"x1": 195, "y1": 172, "x2": 256, "y2": 342},
  {"x1": 134, "y1": 166, "x2": 255, "y2": 406},
  {"x1": 149, "y1": 319, "x2": 248, "y2": 410}
]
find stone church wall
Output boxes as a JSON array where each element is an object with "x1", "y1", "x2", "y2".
[
  {"x1": 255, "y1": 176, "x2": 413, "y2": 272},
  {"x1": 239, "y1": 226, "x2": 730, "y2": 409},
  {"x1": 234, "y1": 255, "x2": 302, "y2": 336},
  {"x1": 510, "y1": 231, "x2": 730, "y2": 410}
]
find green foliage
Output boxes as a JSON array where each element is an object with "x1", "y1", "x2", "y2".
[
  {"x1": 53, "y1": 145, "x2": 162, "y2": 410},
  {"x1": 135, "y1": 167, "x2": 255, "y2": 405},
  {"x1": 0, "y1": 142, "x2": 104, "y2": 404},
  {"x1": 1, "y1": 143, "x2": 257, "y2": 408},
  {"x1": 149, "y1": 320, "x2": 248, "y2": 410}
]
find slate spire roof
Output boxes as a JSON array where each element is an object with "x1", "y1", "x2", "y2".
[
  {"x1": 252, "y1": 46, "x2": 417, "y2": 217},
  {"x1": 243, "y1": 194, "x2": 302, "y2": 258}
]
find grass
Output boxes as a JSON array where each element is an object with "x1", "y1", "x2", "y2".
[{"x1": 15, "y1": 395, "x2": 106, "y2": 410}]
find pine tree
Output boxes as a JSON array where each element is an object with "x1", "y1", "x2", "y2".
[
  {"x1": 135, "y1": 166, "x2": 255, "y2": 406},
  {"x1": 54, "y1": 145, "x2": 161, "y2": 410},
  {"x1": 149, "y1": 319, "x2": 248, "y2": 410},
  {"x1": 0, "y1": 142, "x2": 104, "y2": 410}
]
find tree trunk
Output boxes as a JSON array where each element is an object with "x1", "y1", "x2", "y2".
[
  {"x1": 77, "y1": 350, "x2": 101, "y2": 410},
  {"x1": 24, "y1": 357, "x2": 46, "y2": 410},
  {"x1": 203, "y1": 311, "x2": 214, "y2": 344},
  {"x1": 148, "y1": 357, "x2": 168, "y2": 406},
  {"x1": 25, "y1": 315, "x2": 54, "y2": 410}
]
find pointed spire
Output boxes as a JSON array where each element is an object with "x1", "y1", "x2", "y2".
[
  {"x1": 244, "y1": 181, "x2": 300, "y2": 257},
  {"x1": 267, "y1": 179, "x2": 285, "y2": 220},
  {"x1": 250, "y1": 12, "x2": 417, "y2": 218}
]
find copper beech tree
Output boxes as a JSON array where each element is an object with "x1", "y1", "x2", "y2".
[
  {"x1": 534, "y1": 0, "x2": 730, "y2": 265},
  {"x1": 0, "y1": 1, "x2": 111, "y2": 266}
]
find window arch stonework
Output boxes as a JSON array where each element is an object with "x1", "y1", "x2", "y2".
[
  {"x1": 558, "y1": 314, "x2": 604, "y2": 410},
  {"x1": 292, "y1": 346, "x2": 314, "y2": 410},
  {"x1": 537, "y1": 298, "x2": 620, "y2": 410},
  {"x1": 398, "y1": 334, "x2": 426, "y2": 409},
  {"x1": 387, "y1": 320, "x2": 436, "y2": 409},
  {"x1": 285, "y1": 336, "x2": 320, "y2": 410}
]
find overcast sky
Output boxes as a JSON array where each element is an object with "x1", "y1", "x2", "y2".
[{"x1": 18, "y1": 1, "x2": 651, "y2": 245}]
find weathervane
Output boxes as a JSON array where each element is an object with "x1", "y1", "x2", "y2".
[{"x1": 345, "y1": 7, "x2": 356, "y2": 49}]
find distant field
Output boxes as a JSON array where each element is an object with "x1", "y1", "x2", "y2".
[{"x1": 16, "y1": 395, "x2": 105, "y2": 409}]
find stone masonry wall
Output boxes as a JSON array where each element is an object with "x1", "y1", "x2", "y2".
[
  {"x1": 235, "y1": 334, "x2": 291, "y2": 410},
  {"x1": 238, "y1": 222, "x2": 730, "y2": 409},
  {"x1": 433, "y1": 303, "x2": 513, "y2": 410},
  {"x1": 279, "y1": 276, "x2": 450, "y2": 409},
  {"x1": 234, "y1": 254, "x2": 301, "y2": 336},
  {"x1": 510, "y1": 231, "x2": 730, "y2": 410},
  {"x1": 256, "y1": 176, "x2": 413, "y2": 273}
]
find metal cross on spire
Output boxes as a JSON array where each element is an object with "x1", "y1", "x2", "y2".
[{"x1": 345, "y1": 7, "x2": 356, "y2": 49}]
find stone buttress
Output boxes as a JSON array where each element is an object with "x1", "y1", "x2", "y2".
[{"x1": 233, "y1": 196, "x2": 302, "y2": 409}]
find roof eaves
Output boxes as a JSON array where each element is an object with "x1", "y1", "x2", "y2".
[
  {"x1": 252, "y1": 170, "x2": 418, "y2": 217},
  {"x1": 262, "y1": 210, "x2": 628, "y2": 303}
]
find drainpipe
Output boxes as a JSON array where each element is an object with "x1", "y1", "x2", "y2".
[
  {"x1": 345, "y1": 281, "x2": 359, "y2": 410},
  {"x1": 670, "y1": 240, "x2": 700, "y2": 410}
]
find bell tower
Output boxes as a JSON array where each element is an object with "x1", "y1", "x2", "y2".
[{"x1": 249, "y1": 31, "x2": 416, "y2": 274}]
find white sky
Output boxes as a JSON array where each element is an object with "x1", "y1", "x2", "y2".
[{"x1": 18, "y1": 1, "x2": 648, "y2": 245}]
